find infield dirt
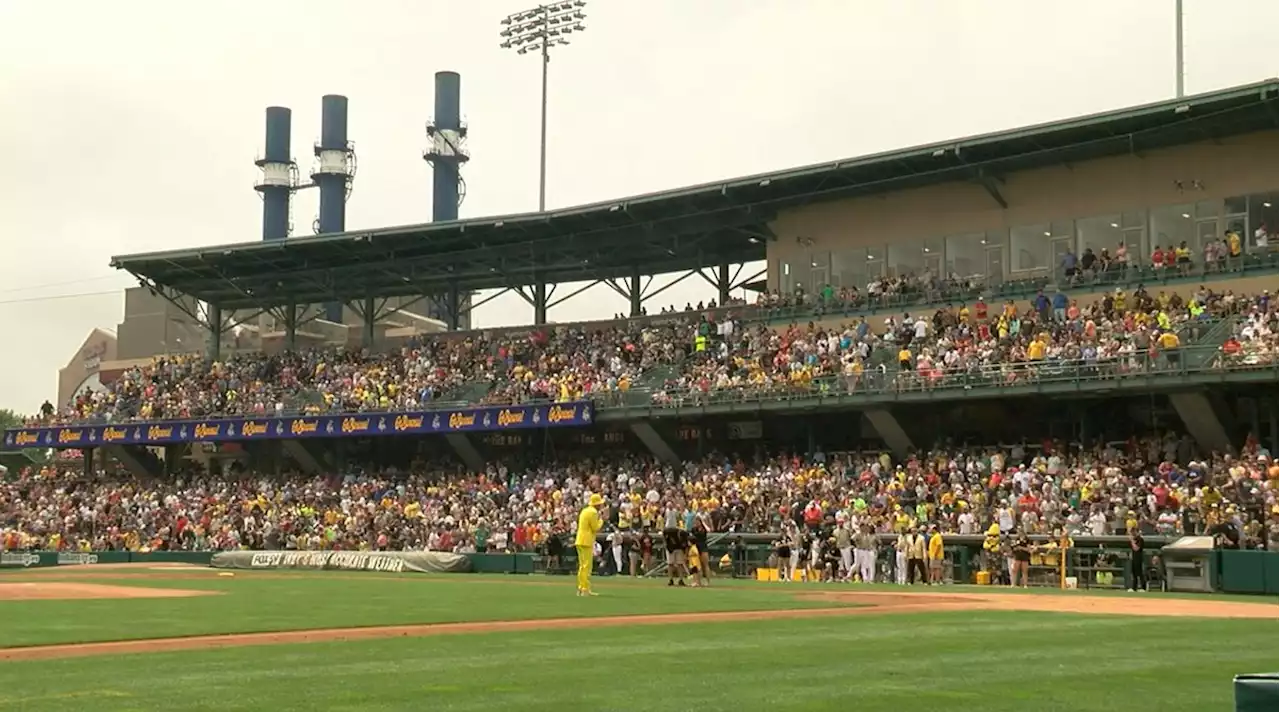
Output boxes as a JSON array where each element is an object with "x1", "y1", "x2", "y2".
[
  {"x1": 0, "y1": 583, "x2": 1271, "y2": 662},
  {"x1": 0, "y1": 582, "x2": 217, "y2": 601}
]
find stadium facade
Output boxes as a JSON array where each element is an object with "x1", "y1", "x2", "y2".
[{"x1": 38, "y1": 79, "x2": 1278, "y2": 476}]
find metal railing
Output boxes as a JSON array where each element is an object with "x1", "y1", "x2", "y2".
[
  {"x1": 32, "y1": 343, "x2": 1274, "y2": 429},
  {"x1": 600, "y1": 344, "x2": 1275, "y2": 412},
  {"x1": 738, "y1": 252, "x2": 1278, "y2": 327}
]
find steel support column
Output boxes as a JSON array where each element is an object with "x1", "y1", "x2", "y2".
[
  {"x1": 284, "y1": 304, "x2": 298, "y2": 351},
  {"x1": 533, "y1": 279, "x2": 548, "y2": 325},
  {"x1": 362, "y1": 296, "x2": 376, "y2": 347},
  {"x1": 446, "y1": 283, "x2": 461, "y2": 331},
  {"x1": 629, "y1": 266, "x2": 642, "y2": 317},
  {"x1": 207, "y1": 304, "x2": 222, "y2": 360},
  {"x1": 717, "y1": 262, "x2": 731, "y2": 305}
]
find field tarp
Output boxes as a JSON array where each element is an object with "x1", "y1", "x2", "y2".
[{"x1": 210, "y1": 550, "x2": 471, "y2": 574}]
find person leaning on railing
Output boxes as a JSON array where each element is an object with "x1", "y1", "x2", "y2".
[{"x1": 1157, "y1": 328, "x2": 1181, "y2": 368}]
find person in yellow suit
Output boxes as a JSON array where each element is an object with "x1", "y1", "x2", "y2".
[{"x1": 576, "y1": 493, "x2": 607, "y2": 597}]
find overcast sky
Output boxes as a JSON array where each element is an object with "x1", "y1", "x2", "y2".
[{"x1": 0, "y1": 0, "x2": 1276, "y2": 411}]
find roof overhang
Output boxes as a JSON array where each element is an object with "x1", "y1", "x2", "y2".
[{"x1": 112, "y1": 79, "x2": 1278, "y2": 310}]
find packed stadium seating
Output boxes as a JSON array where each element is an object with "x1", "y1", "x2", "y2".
[
  {"x1": 3, "y1": 438, "x2": 1275, "y2": 554},
  {"x1": 30, "y1": 277, "x2": 1280, "y2": 425},
  {"x1": 7, "y1": 247, "x2": 1276, "y2": 559},
  {"x1": 40, "y1": 282, "x2": 1279, "y2": 425}
]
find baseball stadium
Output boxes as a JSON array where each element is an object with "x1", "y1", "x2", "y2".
[{"x1": 3, "y1": 6, "x2": 1280, "y2": 711}]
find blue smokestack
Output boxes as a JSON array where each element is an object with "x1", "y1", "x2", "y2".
[
  {"x1": 312, "y1": 94, "x2": 352, "y2": 323},
  {"x1": 315, "y1": 95, "x2": 349, "y2": 235},
  {"x1": 424, "y1": 71, "x2": 468, "y2": 223},
  {"x1": 254, "y1": 106, "x2": 294, "y2": 240}
]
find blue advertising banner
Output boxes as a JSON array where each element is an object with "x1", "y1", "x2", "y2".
[{"x1": 2, "y1": 401, "x2": 593, "y2": 449}]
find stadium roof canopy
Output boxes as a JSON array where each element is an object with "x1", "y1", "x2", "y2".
[{"x1": 112, "y1": 79, "x2": 1278, "y2": 311}]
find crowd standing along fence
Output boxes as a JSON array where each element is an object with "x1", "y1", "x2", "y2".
[{"x1": 4, "y1": 536, "x2": 1272, "y2": 595}]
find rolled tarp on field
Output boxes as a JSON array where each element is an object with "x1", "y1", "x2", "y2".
[{"x1": 210, "y1": 550, "x2": 471, "y2": 574}]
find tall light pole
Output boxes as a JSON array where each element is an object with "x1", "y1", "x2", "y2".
[
  {"x1": 500, "y1": 1, "x2": 587, "y2": 212},
  {"x1": 1174, "y1": 0, "x2": 1185, "y2": 97}
]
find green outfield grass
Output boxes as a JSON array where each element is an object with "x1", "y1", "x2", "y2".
[
  {"x1": 0, "y1": 573, "x2": 855, "y2": 647},
  {"x1": 0, "y1": 572, "x2": 1274, "y2": 711},
  {"x1": 0, "y1": 612, "x2": 1271, "y2": 712}
]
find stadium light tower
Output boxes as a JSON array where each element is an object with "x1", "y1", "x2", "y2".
[
  {"x1": 500, "y1": 1, "x2": 587, "y2": 212},
  {"x1": 1174, "y1": 0, "x2": 1185, "y2": 98}
]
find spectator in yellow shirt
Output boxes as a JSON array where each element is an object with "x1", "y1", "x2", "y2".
[
  {"x1": 1027, "y1": 337, "x2": 1045, "y2": 361},
  {"x1": 575, "y1": 494, "x2": 606, "y2": 596},
  {"x1": 927, "y1": 526, "x2": 946, "y2": 584},
  {"x1": 1157, "y1": 330, "x2": 1180, "y2": 367}
]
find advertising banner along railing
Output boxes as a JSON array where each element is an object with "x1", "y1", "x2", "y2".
[{"x1": 4, "y1": 401, "x2": 593, "y2": 449}]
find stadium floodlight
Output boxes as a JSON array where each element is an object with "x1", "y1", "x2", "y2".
[
  {"x1": 499, "y1": 2, "x2": 588, "y2": 212},
  {"x1": 1174, "y1": 0, "x2": 1185, "y2": 97}
]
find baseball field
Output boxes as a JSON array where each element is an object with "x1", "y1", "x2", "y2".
[{"x1": 0, "y1": 564, "x2": 1274, "y2": 711}]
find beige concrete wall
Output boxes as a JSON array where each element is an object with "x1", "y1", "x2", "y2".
[
  {"x1": 115, "y1": 287, "x2": 207, "y2": 360},
  {"x1": 767, "y1": 131, "x2": 1279, "y2": 288},
  {"x1": 56, "y1": 329, "x2": 118, "y2": 407}
]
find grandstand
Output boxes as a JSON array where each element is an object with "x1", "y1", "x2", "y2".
[{"x1": 3, "y1": 79, "x2": 1276, "y2": 481}]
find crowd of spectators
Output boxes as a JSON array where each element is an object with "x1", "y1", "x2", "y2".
[
  {"x1": 1219, "y1": 299, "x2": 1277, "y2": 367},
  {"x1": 4, "y1": 435, "x2": 1275, "y2": 556},
  {"x1": 51, "y1": 324, "x2": 694, "y2": 424},
  {"x1": 33, "y1": 283, "x2": 1276, "y2": 426},
  {"x1": 653, "y1": 285, "x2": 1276, "y2": 403}
]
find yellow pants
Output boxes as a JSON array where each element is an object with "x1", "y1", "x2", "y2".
[{"x1": 576, "y1": 545, "x2": 593, "y2": 592}]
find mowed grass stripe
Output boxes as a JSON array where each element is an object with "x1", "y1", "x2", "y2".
[
  {"x1": 0, "y1": 576, "x2": 858, "y2": 647},
  {"x1": 4, "y1": 567, "x2": 1268, "y2": 602},
  {"x1": 0, "y1": 613, "x2": 1267, "y2": 712}
]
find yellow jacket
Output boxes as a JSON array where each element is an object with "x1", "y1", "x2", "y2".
[{"x1": 575, "y1": 505, "x2": 602, "y2": 547}]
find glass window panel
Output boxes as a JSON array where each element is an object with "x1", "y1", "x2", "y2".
[
  {"x1": 1195, "y1": 200, "x2": 1220, "y2": 219},
  {"x1": 1122, "y1": 211, "x2": 1145, "y2": 229},
  {"x1": 775, "y1": 258, "x2": 792, "y2": 293},
  {"x1": 807, "y1": 251, "x2": 830, "y2": 294},
  {"x1": 1050, "y1": 220, "x2": 1074, "y2": 237},
  {"x1": 1248, "y1": 192, "x2": 1278, "y2": 250},
  {"x1": 922, "y1": 235, "x2": 944, "y2": 257},
  {"x1": 834, "y1": 247, "x2": 887, "y2": 289},
  {"x1": 1121, "y1": 227, "x2": 1145, "y2": 265},
  {"x1": 1224, "y1": 195, "x2": 1248, "y2": 215},
  {"x1": 831, "y1": 250, "x2": 864, "y2": 289},
  {"x1": 886, "y1": 237, "x2": 925, "y2": 278},
  {"x1": 1148, "y1": 205, "x2": 1196, "y2": 254},
  {"x1": 1076, "y1": 214, "x2": 1124, "y2": 262},
  {"x1": 946, "y1": 233, "x2": 986, "y2": 280},
  {"x1": 863, "y1": 245, "x2": 886, "y2": 284},
  {"x1": 1009, "y1": 224, "x2": 1051, "y2": 272},
  {"x1": 922, "y1": 236, "x2": 945, "y2": 278},
  {"x1": 985, "y1": 245, "x2": 1007, "y2": 283},
  {"x1": 810, "y1": 268, "x2": 830, "y2": 295},
  {"x1": 1196, "y1": 220, "x2": 1219, "y2": 259},
  {"x1": 1049, "y1": 237, "x2": 1073, "y2": 276},
  {"x1": 983, "y1": 229, "x2": 1006, "y2": 246}
]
